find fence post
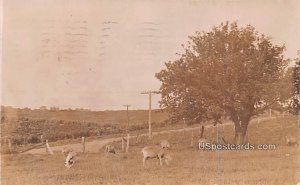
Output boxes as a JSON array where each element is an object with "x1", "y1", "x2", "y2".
[
  {"x1": 40, "y1": 135, "x2": 43, "y2": 143},
  {"x1": 8, "y1": 139, "x2": 12, "y2": 151},
  {"x1": 122, "y1": 138, "x2": 125, "y2": 151},
  {"x1": 45, "y1": 140, "x2": 54, "y2": 155},
  {"x1": 190, "y1": 130, "x2": 194, "y2": 147},
  {"x1": 126, "y1": 134, "x2": 130, "y2": 153},
  {"x1": 135, "y1": 133, "x2": 140, "y2": 144},
  {"x1": 82, "y1": 137, "x2": 85, "y2": 153},
  {"x1": 45, "y1": 139, "x2": 48, "y2": 153},
  {"x1": 237, "y1": 133, "x2": 242, "y2": 145}
]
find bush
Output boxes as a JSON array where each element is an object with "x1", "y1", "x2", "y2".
[{"x1": 27, "y1": 135, "x2": 41, "y2": 144}]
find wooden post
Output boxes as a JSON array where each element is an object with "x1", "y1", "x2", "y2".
[
  {"x1": 190, "y1": 130, "x2": 194, "y2": 147},
  {"x1": 200, "y1": 125, "x2": 205, "y2": 138},
  {"x1": 269, "y1": 109, "x2": 272, "y2": 119},
  {"x1": 141, "y1": 91, "x2": 159, "y2": 140},
  {"x1": 8, "y1": 139, "x2": 12, "y2": 151},
  {"x1": 40, "y1": 135, "x2": 43, "y2": 143},
  {"x1": 245, "y1": 133, "x2": 249, "y2": 143},
  {"x1": 45, "y1": 140, "x2": 54, "y2": 155},
  {"x1": 82, "y1": 137, "x2": 85, "y2": 153},
  {"x1": 216, "y1": 124, "x2": 219, "y2": 144},
  {"x1": 126, "y1": 134, "x2": 130, "y2": 153},
  {"x1": 122, "y1": 138, "x2": 125, "y2": 151},
  {"x1": 45, "y1": 139, "x2": 48, "y2": 153},
  {"x1": 237, "y1": 133, "x2": 242, "y2": 145},
  {"x1": 136, "y1": 133, "x2": 140, "y2": 144},
  {"x1": 123, "y1": 105, "x2": 131, "y2": 153},
  {"x1": 149, "y1": 93, "x2": 152, "y2": 139}
]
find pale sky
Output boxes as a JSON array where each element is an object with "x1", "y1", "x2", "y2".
[{"x1": 1, "y1": 0, "x2": 300, "y2": 110}]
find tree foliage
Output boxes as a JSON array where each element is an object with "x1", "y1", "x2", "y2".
[
  {"x1": 290, "y1": 52, "x2": 300, "y2": 114},
  {"x1": 156, "y1": 22, "x2": 288, "y2": 142}
]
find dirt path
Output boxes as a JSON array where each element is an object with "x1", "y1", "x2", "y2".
[{"x1": 25, "y1": 117, "x2": 271, "y2": 154}]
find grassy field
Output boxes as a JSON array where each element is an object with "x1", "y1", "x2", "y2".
[{"x1": 1, "y1": 116, "x2": 300, "y2": 185}]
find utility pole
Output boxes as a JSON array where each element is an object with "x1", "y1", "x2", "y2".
[
  {"x1": 141, "y1": 90, "x2": 159, "y2": 139},
  {"x1": 123, "y1": 104, "x2": 131, "y2": 152}
]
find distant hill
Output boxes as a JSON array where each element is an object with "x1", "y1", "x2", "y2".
[
  {"x1": 0, "y1": 106, "x2": 169, "y2": 144},
  {"x1": 1, "y1": 106, "x2": 168, "y2": 125}
]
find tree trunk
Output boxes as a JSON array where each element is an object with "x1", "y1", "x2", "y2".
[
  {"x1": 240, "y1": 123, "x2": 248, "y2": 143},
  {"x1": 234, "y1": 120, "x2": 249, "y2": 144},
  {"x1": 234, "y1": 122, "x2": 241, "y2": 144}
]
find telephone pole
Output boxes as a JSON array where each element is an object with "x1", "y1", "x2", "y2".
[
  {"x1": 123, "y1": 104, "x2": 131, "y2": 152},
  {"x1": 123, "y1": 105, "x2": 131, "y2": 133},
  {"x1": 141, "y1": 90, "x2": 159, "y2": 139}
]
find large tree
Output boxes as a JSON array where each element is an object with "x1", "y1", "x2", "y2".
[
  {"x1": 289, "y1": 51, "x2": 300, "y2": 115},
  {"x1": 156, "y1": 22, "x2": 288, "y2": 143}
]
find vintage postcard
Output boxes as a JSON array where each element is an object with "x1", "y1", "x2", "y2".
[{"x1": 1, "y1": 0, "x2": 299, "y2": 185}]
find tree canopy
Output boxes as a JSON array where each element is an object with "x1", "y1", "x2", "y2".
[
  {"x1": 290, "y1": 52, "x2": 300, "y2": 115},
  {"x1": 155, "y1": 22, "x2": 289, "y2": 142}
]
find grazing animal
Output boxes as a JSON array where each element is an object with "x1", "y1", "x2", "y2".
[
  {"x1": 64, "y1": 151, "x2": 77, "y2": 169},
  {"x1": 285, "y1": 136, "x2": 299, "y2": 146},
  {"x1": 198, "y1": 138, "x2": 209, "y2": 151},
  {"x1": 105, "y1": 145, "x2": 116, "y2": 154},
  {"x1": 141, "y1": 146, "x2": 170, "y2": 167},
  {"x1": 160, "y1": 140, "x2": 171, "y2": 149},
  {"x1": 62, "y1": 147, "x2": 73, "y2": 155}
]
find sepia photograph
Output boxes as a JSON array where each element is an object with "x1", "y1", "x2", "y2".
[{"x1": 0, "y1": 0, "x2": 300, "y2": 184}]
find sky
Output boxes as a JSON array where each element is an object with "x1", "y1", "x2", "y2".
[{"x1": 1, "y1": 0, "x2": 300, "y2": 110}]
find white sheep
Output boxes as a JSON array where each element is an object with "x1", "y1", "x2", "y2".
[
  {"x1": 160, "y1": 140, "x2": 171, "y2": 149},
  {"x1": 64, "y1": 151, "x2": 77, "y2": 169},
  {"x1": 141, "y1": 146, "x2": 171, "y2": 167},
  {"x1": 198, "y1": 138, "x2": 209, "y2": 151},
  {"x1": 285, "y1": 135, "x2": 299, "y2": 146},
  {"x1": 104, "y1": 145, "x2": 116, "y2": 154}
]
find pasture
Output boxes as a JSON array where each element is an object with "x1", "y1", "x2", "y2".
[{"x1": 1, "y1": 116, "x2": 300, "y2": 185}]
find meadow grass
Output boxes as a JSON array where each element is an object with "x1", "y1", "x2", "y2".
[{"x1": 1, "y1": 116, "x2": 300, "y2": 185}]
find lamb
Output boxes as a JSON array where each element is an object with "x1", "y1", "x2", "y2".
[
  {"x1": 141, "y1": 146, "x2": 171, "y2": 167},
  {"x1": 64, "y1": 151, "x2": 77, "y2": 169},
  {"x1": 105, "y1": 145, "x2": 116, "y2": 154},
  {"x1": 160, "y1": 139, "x2": 171, "y2": 149},
  {"x1": 62, "y1": 147, "x2": 73, "y2": 155},
  {"x1": 198, "y1": 138, "x2": 209, "y2": 151},
  {"x1": 285, "y1": 135, "x2": 299, "y2": 146}
]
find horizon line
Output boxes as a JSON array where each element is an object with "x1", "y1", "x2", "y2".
[{"x1": 0, "y1": 105, "x2": 163, "y2": 112}]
